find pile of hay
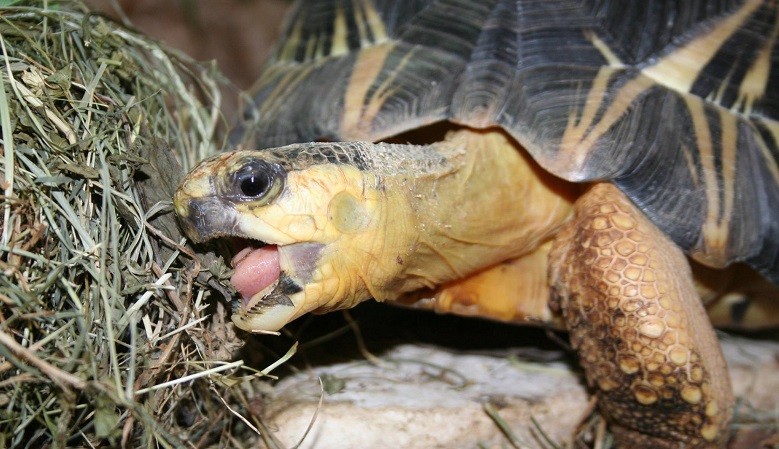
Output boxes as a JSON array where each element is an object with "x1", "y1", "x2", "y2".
[{"x1": 0, "y1": 3, "x2": 288, "y2": 447}]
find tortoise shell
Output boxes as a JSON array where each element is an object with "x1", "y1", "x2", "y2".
[{"x1": 234, "y1": 0, "x2": 779, "y2": 283}]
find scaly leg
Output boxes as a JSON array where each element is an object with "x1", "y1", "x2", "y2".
[{"x1": 549, "y1": 183, "x2": 733, "y2": 448}]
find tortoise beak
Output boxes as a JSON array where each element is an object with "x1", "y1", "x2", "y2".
[
  {"x1": 174, "y1": 173, "x2": 238, "y2": 243},
  {"x1": 178, "y1": 197, "x2": 240, "y2": 244}
]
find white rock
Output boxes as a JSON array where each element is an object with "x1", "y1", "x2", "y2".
[{"x1": 263, "y1": 336, "x2": 778, "y2": 449}]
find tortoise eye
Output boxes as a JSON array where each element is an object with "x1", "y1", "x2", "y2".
[
  {"x1": 232, "y1": 159, "x2": 285, "y2": 204},
  {"x1": 239, "y1": 172, "x2": 271, "y2": 197}
]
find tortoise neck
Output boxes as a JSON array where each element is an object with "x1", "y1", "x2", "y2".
[{"x1": 374, "y1": 128, "x2": 576, "y2": 296}]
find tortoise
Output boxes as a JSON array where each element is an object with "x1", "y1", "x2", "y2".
[{"x1": 173, "y1": 1, "x2": 779, "y2": 447}]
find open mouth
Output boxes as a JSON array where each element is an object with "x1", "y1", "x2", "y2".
[
  {"x1": 225, "y1": 236, "x2": 321, "y2": 332},
  {"x1": 230, "y1": 241, "x2": 282, "y2": 312}
]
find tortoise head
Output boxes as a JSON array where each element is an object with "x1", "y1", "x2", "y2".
[{"x1": 174, "y1": 143, "x2": 418, "y2": 332}]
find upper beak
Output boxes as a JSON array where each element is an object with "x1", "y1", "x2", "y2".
[
  {"x1": 175, "y1": 173, "x2": 237, "y2": 243},
  {"x1": 177, "y1": 196, "x2": 240, "y2": 243}
]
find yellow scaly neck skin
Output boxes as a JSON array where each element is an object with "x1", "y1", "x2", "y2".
[{"x1": 299, "y1": 128, "x2": 575, "y2": 315}]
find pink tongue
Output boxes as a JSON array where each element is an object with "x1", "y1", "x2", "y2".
[{"x1": 230, "y1": 245, "x2": 281, "y2": 304}]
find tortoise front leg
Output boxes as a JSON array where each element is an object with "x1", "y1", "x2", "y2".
[{"x1": 549, "y1": 183, "x2": 733, "y2": 448}]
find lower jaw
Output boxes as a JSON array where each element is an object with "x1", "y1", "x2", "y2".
[
  {"x1": 229, "y1": 243, "x2": 326, "y2": 332},
  {"x1": 231, "y1": 291, "x2": 303, "y2": 332},
  {"x1": 232, "y1": 309, "x2": 296, "y2": 333}
]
